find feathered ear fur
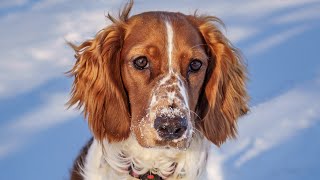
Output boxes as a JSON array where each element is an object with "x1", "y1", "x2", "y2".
[
  {"x1": 67, "y1": 1, "x2": 134, "y2": 142},
  {"x1": 192, "y1": 16, "x2": 249, "y2": 146}
]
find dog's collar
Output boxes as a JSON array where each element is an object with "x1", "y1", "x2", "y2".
[
  {"x1": 128, "y1": 166, "x2": 164, "y2": 180},
  {"x1": 127, "y1": 162, "x2": 178, "y2": 180}
]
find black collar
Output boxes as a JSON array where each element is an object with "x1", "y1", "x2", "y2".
[{"x1": 128, "y1": 166, "x2": 164, "y2": 180}]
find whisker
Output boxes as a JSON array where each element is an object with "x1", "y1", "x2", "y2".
[
  {"x1": 189, "y1": 110, "x2": 202, "y2": 121},
  {"x1": 192, "y1": 126, "x2": 203, "y2": 136},
  {"x1": 189, "y1": 110, "x2": 205, "y2": 136}
]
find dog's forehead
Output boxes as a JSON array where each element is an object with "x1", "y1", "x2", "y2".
[
  {"x1": 124, "y1": 12, "x2": 203, "y2": 49},
  {"x1": 123, "y1": 12, "x2": 206, "y2": 73}
]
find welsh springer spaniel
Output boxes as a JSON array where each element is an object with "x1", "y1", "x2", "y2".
[{"x1": 68, "y1": 1, "x2": 248, "y2": 180}]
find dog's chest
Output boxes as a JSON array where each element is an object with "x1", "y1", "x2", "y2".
[{"x1": 81, "y1": 136, "x2": 210, "y2": 180}]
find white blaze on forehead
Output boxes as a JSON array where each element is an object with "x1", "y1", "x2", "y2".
[
  {"x1": 165, "y1": 21, "x2": 174, "y2": 73},
  {"x1": 164, "y1": 21, "x2": 189, "y2": 109}
]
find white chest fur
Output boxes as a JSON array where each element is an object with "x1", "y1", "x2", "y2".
[{"x1": 80, "y1": 134, "x2": 210, "y2": 180}]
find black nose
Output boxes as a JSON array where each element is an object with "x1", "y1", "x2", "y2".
[{"x1": 154, "y1": 116, "x2": 188, "y2": 140}]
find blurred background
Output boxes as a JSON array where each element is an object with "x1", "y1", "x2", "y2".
[{"x1": 0, "y1": 0, "x2": 320, "y2": 179}]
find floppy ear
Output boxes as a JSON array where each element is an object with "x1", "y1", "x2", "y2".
[
  {"x1": 67, "y1": 2, "x2": 133, "y2": 143},
  {"x1": 194, "y1": 16, "x2": 249, "y2": 146}
]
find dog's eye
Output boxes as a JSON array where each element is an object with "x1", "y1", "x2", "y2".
[
  {"x1": 133, "y1": 56, "x2": 149, "y2": 70},
  {"x1": 189, "y1": 59, "x2": 202, "y2": 72}
]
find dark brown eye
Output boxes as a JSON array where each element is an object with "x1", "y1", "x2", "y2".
[
  {"x1": 133, "y1": 56, "x2": 149, "y2": 70},
  {"x1": 189, "y1": 59, "x2": 202, "y2": 72}
]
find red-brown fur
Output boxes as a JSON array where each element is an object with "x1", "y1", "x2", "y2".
[
  {"x1": 190, "y1": 16, "x2": 249, "y2": 145},
  {"x1": 68, "y1": 0, "x2": 248, "y2": 167}
]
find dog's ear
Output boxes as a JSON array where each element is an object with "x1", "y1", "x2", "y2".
[
  {"x1": 192, "y1": 16, "x2": 249, "y2": 146},
  {"x1": 67, "y1": 1, "x2": 133, "y2": 143}
]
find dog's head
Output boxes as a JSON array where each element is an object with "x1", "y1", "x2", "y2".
[{"x1": 68, "y1": 1, "x2": 248, "y2": 149}]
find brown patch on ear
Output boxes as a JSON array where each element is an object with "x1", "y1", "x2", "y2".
[
  {"x1": 67, "y1": 1, "x2": 134, "y2": 142},
  {"x1": 193, "y1": 16, "x2": 249, "y2": 146}
]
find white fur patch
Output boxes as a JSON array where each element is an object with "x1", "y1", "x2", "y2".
[
  {"x1": 165, "y1": 21, "x2": 174, "y2": 73},
  {"x1": 81, "y1": 140, "x2": 104, "y2": 180},
  {"x1": 81, "y1": 134, "x2": 210, "y2": 180}
]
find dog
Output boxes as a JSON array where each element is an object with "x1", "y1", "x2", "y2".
[{"x1": 68, "y1": 1, "x2": 248, "y2": 179}]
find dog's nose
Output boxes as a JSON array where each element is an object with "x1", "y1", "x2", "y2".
[{"x1": 154, "y1": 116, "x2": 188, "y2": 140}]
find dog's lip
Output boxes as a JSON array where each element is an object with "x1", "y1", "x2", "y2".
[
  {"x1": 155, "y1": 137, "x2": 191, "y2": 150},
  {"x1": 136, "y1": 135, "x2": 191, "y2": 150}
]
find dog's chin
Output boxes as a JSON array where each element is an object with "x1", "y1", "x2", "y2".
[
  {"x1": 139, "y1": 140, "x2": 191, "y2": 150},
  {"x1": 157, "y1": 139, "x2": 191, "y2": 150},
  {"x1": 135, "y1": 135, "x2": 192, "y2": 150}
]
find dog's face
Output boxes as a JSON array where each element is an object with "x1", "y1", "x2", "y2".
[
  {"x1": 121, "y1": 13, "x2": 208, "y2": 148},
  {"x1": 68, "y1": 3, "x2": 248, "y2": 149}
]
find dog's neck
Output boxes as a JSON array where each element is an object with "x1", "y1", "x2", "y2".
[{"x1": 81, "y1": 133, "x2": 210, "y2": 180}]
